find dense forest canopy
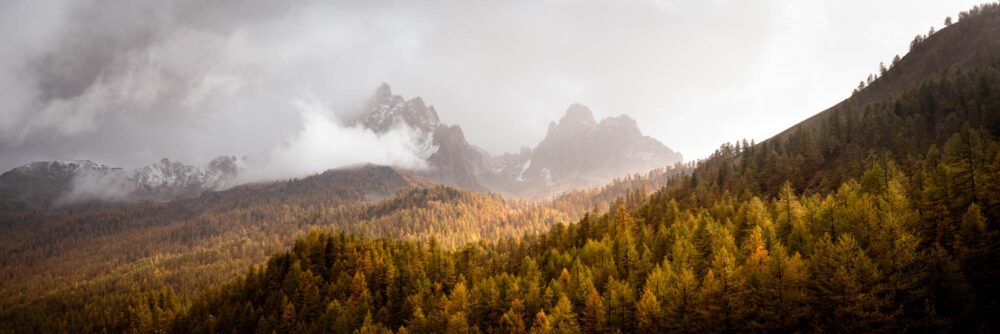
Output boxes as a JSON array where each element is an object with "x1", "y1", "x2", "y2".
[
  {"x1": 163, "y1": 5, "x2": 1000, "y2": 333},
  {"x1": 0, "y1": 163, "x2": 677, "y2": 332},
  {"x1": 4, "y1": 3, "x2": 1000, "y2": 334}
]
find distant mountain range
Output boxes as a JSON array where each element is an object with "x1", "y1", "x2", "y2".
[
  {"x1": 486, "y1": 102, "x2": 682, "y2": 197},
  {"x1": 0, "y1": 84, "x2": 682, "y2": 209},
  {"x1": 0, "y1": 157, "x2": 239, "y2": 209},
  {"x1": 7, "y1": 4, "x2": 1000, "y2": 333},
  {"x1": 354, "y1": 83, "x2": 682, "y2": 197}
]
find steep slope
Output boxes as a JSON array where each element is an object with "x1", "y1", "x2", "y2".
[
  {"x1": 514, "y1": 103, "x2": 681, "y2": 190},
  {"x1": 727, "y1": 5, "x2": 1000, "y2": 197},
  {"x1": 774, "y1": 3, "x2": 1000, "y2": 140},
  {"x1": 360, "y1": 83, "x2": 443, "y2": 134},
  {"x1": 356, "y1": 83, "x2": 493, "y2": 192}
]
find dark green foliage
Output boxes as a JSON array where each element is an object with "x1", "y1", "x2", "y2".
[
  {"x1": 5, "y1": 4, "x2": 1000, "y2": 333},
  {"x1": 155, "y1": 7, "x2": 1000, "y2": 331}
]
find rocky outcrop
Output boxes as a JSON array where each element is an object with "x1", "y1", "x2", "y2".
[
  {"x1": 353, "y1": 83, "x2": 493, "y2": 192},
  {"x1": 1, "y1": 83, "x2": 684, "y2": 209},
  {"x1": 522, "y1": 104, "x2": 681, "y2": 185},
  {"x1": 353, "y1": 84, "x2": 683, "y2": 198}
]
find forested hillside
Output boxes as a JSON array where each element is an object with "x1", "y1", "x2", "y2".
[
  {"x1": 0, "y1": 166, "x2": 430, "y2": 329},
  {"x1": 4, "y1": 3, "x2": 1000, "y2": 334},
  {"x1": 775, "y1": 1, "x2": 1000, "y2": 139},
  {"x1": 0, "y1": 163, "x2": 676, "y2": 333},
  {"x1": 101, "y1": 4, "x2": 1000, "y2": 333}
]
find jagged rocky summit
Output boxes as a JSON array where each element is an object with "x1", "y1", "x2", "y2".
[
  {"x1": 0, "y1": 83, "x2": 683, "y2": 208},
  {"x1": 353, "y1": 83, "x2": 683, "y2": 197}
]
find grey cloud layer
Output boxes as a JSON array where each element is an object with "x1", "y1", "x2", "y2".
[
  {"x1": 0, "y1": 0, "x2": 427, "y2": 173},
  {"x1": 0, "y1": 0, "x2": 985, "y2": 174}
]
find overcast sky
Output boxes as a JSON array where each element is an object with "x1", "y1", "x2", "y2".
[{"x1": 0, "y1": 0, "x2": 986, "y2": 172}]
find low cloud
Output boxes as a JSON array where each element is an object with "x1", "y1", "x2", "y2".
[
  {"x1": 49, "y1": 94, "x2": 434, "y2": 205},
  {"x1": 0, "y1": 0, "x2": 424, "y2": 173},
  {"x1": 236, "y1": 96, "x2": 436, "y2": 183},
  {"x1": 56, "y1": 168, "x2": 135, "y2": 205}
]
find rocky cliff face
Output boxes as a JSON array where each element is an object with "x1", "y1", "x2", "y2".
[
  {"x1": 360, "y1": 83, "x2": 442, "y2": 134},
  {"x1": 1, "y1": 84, "x2": 684, "y2": 209},
  {"x1": 519, "y1": 103, "x2": 682, "y2": 189},
  {"x1": 353, "y1": 83, "x2": 493, "y2": 192},
  {"x1": 353, "y1": 84, "x2": 683, "y2": 198},
  {"x1": 0, "y1": 156, "x2": 240, "y2": 209}
]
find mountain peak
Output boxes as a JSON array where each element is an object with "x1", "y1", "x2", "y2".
[
  {"x1": 597, "y1": 114, "x2": 641, "y2": 135},
  {"x1": 520, "y1": 103, "x2": 682, "y2": 190},
  {"x1": 359, "y1": 83, "x2": 441, "y2": 133},
  {"x1": 375, "y1": 82, "x2": 392, "y2": 98},
  {"x1": 546, "y1": 103, "x2": 597, "y2": 137},
  {"x1": 560, "y1": 103, "x2": 597, "y2": 126},
  {"x1": 406, "y1": 96, "x2": 427, "y2": 111}
]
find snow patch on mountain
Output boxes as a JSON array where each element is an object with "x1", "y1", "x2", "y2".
[
  {"x1": 54, "y1": 156, "x2": 241, "y2": 205},
  {"x1": 516, "y1": 160, "x2": 531, "y2": 182},
  {"x1": 349, "y1": 84, "x2": 683, "y2": 198}
]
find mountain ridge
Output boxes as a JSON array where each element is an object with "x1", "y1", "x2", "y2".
[
  {"x1": 0, "y1": 83, "x2": 683, "y2": 209},
  {"x1": 351, "y1": 84, "x2": 683, "y2": 198},
  {"x1": 0, "y1": 156, "x2": 240, "y2": 210},
  {"x1": 771, "y1": 5, "x2": 1000, "y2": 141}
]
